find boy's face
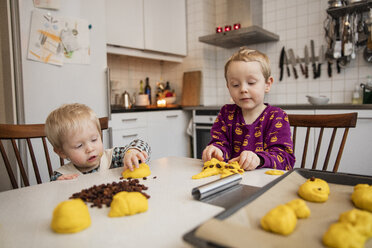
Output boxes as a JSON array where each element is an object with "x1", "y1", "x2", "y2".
[
  {"x1": 226, "y1": 61, "x2": 273, "y2": 113},
  {"x1": 55, "y1": 121, "x2": 104, "y2": 171}
]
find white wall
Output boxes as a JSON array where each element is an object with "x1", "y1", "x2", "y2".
[{"x1": 108, "y1": 0, "x2": 372, "y2": 106}]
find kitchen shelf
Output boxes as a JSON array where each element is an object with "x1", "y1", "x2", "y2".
[
  {"x1": 198, "y1": 26, "x2": 279, "y2": 48},
  {"x1": 326, "y1": 1, "x2": 372, "y2": 18},
  {"x1": 106, "y1": 45, "x2": 184, "y2": 63}
]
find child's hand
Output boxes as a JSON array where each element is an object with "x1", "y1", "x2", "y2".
[
  {"x1": 202, "y1": 145, "x2": 224, "y2": 162},
  {"x1": 57, "y1": 174, "x2": 79, "y2": 180},
  {"x1": 229, "y1": 151, "x2": 260, "y2": 171},
  {"x1": 123, "y1": 149, "x2": 148, "y2": 171}
]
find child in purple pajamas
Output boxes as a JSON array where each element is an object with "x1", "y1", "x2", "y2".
[{"x1": 202, "y1": 48, "x2": 295, "y2": 171}]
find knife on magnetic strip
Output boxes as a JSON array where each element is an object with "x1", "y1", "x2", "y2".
[
  {"x1": 304, "y1": 46, "x2": 309, "y2": 78},
  {"x1": 288, "y1": 49, "x2": 298, "y2": 79},
  {"x1": 317, "y1": 45, "x2": 324, "y2": 78},
  {"x1": 310, "y1": 40, "x2": 317, "y2": 79},
  {"x1": 279, "y1": 47, "x2": 285, "y2": 81},
  {"x1": 284, "y1": 48, "x2": 290, "y2": 78}
]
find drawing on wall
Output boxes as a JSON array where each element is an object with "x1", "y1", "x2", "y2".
[
  {"x1": 27, "y1": 10, "x2": 90, "y2": 66},
  {"x1": 60, "y1": 17, "x2": 90, "y2": 64},
  {"x1": 27, "y1": 10, "x2": 64, "y2": 66},
  {"x1": 33, "y1": 0, "x2": 60, "y2": 10}
]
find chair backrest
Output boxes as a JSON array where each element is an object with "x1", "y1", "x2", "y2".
[
  {"x1": 0, "y1": 117, "x2": 109, "y2": 189},
  {"x1": 288, "y1": 113, "x2": 357, "y2": 172}
]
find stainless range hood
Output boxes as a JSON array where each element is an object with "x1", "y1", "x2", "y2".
[{"x1": 199, "y1": 0, "x2": 279, "y2": 48}]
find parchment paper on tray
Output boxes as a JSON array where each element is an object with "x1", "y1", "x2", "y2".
[{"x1": 194, "y1": 171, "x2": 372, "y2": 248}]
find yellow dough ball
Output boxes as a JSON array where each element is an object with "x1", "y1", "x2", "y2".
[
  {"x1": 261, "y1": 204, "x2": 297, "y2": 235},
  {"x1": 285, "y1": 199, "x2": 311, "y2": 219},
  {"x1": 351, "y1": 184, "x2": 372, "y2": 212},
  {"x1": 51, "y1": 199, "x2": 91, "y2": 233},
  {"x1": 265, "y1": 170, "x2": 285, "y2": 176},
  {"x1": 122, "y1": 163, "x2": 151, "y2": 179},
  {"x1": 192, "y1": 159, "x2": 244, "y2": 179},
  {"x1": 323, "y1": 222, "x2": 367, "y2": 248},
  {"x1": 339, "y1": 208, "x2": 372, "y2": 238},
  {"x1": 109, "y1": 191, "x2": 148, "y2": 217},
  {"x1": 298, "y1": 177, "x2": 330, "y2": 203}
]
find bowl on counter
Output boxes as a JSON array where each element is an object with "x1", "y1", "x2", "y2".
[
  {"x1": 165, "y1": 96, "x2": 176, "y2": 104},
  {"x1": 306, "y1": 95, "x2": 330, "y2": 105}
]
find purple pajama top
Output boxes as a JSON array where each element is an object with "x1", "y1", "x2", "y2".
[{"x1": 208, "y1": 104, "x2": 295, "y2": 170}]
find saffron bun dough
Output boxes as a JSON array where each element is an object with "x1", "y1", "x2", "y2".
[
  {"x1": 351, "y1": 184, "x2": 372, "y2": 212},
  {"x1": 339, "y1": 209, "x2": 372, "y2": 238},
  {"x1": 192, "y1": 158, "x2": 244, "y2": 179},
  {"x1": 122, "y1": 163, "x2": 151, "y2": 179},
  {"x1": 108, "y1": 191, "x2": 148, "y2": 217},
  {"x1": 261, "y1": 198, "x2": 310, "y2": 235},
  {"x1": 285, "y1": 198, "x2": 311, "y2": 219},
  {"x1": 265, "y1": 170, "x2": 285, "y2": 176},
  {"x1": 323, "y1": 208, "x2": 372, "y2": 248},
  {"x1": 51, "y1": 199, "x2": 91, "y2": 233},
  {"x1": 261, "y1": 204, "x2": 297, "y2": 235},
  {"x1": 323, "y1": 222, "x2": 367, "y2": 248},
  {"x1": 298, "y1": 177, "x2": 330, "y2": 203}
]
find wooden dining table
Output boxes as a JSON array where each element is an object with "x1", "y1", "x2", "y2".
[{"x1": 0, "y1": 156, "x2": 281, "y2": 248}]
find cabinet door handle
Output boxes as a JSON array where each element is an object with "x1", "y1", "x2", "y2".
[
  {"x1": 166, "y1": 115, "x2": 178, "y2": 118},
  {"x1": 122, "y1": 118, "x2": 138, "y2": 122},
  {"x1": 122, "y1": 134, "x2": 138, "y2": 138}
]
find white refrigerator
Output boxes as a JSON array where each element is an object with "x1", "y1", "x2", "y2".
[{"x1": 2, "y1": 0, "x2": 110, "y2": 187}]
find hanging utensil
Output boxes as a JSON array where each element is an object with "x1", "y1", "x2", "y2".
[
  {"x1": 288, "y1": 49, "x2": 298, "y2": 79},
  {"x1": 297, "y1": 55, "x2": 305, "y2": 76},
  {"x1": 317, "y1": 45, "x2": 325, "y2": 78},
  {"x1": 327, "y1": 59, "x2": 333, "y2": 77},
  {"x1": 310, "y1": 40, "x2": 317, "y2": 79},
  {"x1": 333, "y1": 17, "x2": 342, "y2": 59},
  {"x1": 279, "y1": 47, "x2": 285, "y2": 81},
  {"x1": 304, "y1": 45, "x2": 309, "y2": 78},
  {"x1": 283, "y1": 48, "x2": 291, "y2": 78},
  {"x1": 342, "y1": 14, "x2": 353, "y2": 57}
]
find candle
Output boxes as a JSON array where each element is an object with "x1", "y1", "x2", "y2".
[{"x1": 157, "y1": 99, "x2": 166, "y2": 107}]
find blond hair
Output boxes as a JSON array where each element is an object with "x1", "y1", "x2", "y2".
[
  {"x1": 45, "y1": 103, "x2": 101, "y2": 150},
  {"x1": 224, "y1": 47, "x2": 271, "y2": 82}
]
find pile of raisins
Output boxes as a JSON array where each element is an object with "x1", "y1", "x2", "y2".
[{"x1": 70, "y1": 178, "x2": 150, "y2": 208}]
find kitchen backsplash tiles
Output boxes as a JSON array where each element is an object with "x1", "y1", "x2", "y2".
[{"x1": 108, "y1": 0, "x2": 371, "y2": 107}]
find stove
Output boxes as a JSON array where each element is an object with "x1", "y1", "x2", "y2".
[{"x1": 192, "y1": 109, "x2": 220, "y2": 159}]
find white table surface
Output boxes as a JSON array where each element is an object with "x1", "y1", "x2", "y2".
[{"x1": 0, "y1": 157, "x2": 281, "y2": 248}]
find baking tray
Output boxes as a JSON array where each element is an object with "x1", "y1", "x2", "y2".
[{"x1": 183, "y1": 168, "x2": 372, "y2": 248}]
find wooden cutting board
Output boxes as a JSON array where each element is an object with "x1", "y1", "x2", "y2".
[{"x1": 181, "y1": 71, "x2": 201, "y2": 106}]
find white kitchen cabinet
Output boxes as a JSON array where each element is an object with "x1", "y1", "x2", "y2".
[
  {"x1": 106, "y1": 0, "x2": 144, "y2": 50},
  {"x1": 143, "y1": 0, "x2": 187, "y2": 56},
  {"x1": 110, "y1": 112, "x2": 148, "y2": 147},
  {"x1": 147, "y1": 110, "x2": 190, "y2": 160},
  {"x1": 112, "y1": 128, "x2": 148, "y2": 148},
  {"x1": 110, "y1": 110, "x2": 191, "y2": 160},
  {"x1": 106, "y1": 0, "x2": 187, "y2": 57}
]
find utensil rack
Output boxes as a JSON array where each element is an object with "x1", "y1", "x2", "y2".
[{"x1": 326, "y1": 1, "x2": 372, "y2": 18}]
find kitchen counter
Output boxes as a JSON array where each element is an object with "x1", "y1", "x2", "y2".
[
  {"x1": 111, "y1": 104, "x2": 182, "y2": 113},
  {"x1": 183, "y1": 104, "x2": 372, "y2": 111},
  {"x1": 111, "y1": 104, "x2": 372, "y2": 114}
]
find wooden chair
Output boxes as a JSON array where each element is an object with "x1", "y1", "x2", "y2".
[
  {"x1": 0, "y1": 117, "x2": 108, "y2": 189},
  {"x1": 288, "y1": 113, "x2": 357, "y2": 172}
]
